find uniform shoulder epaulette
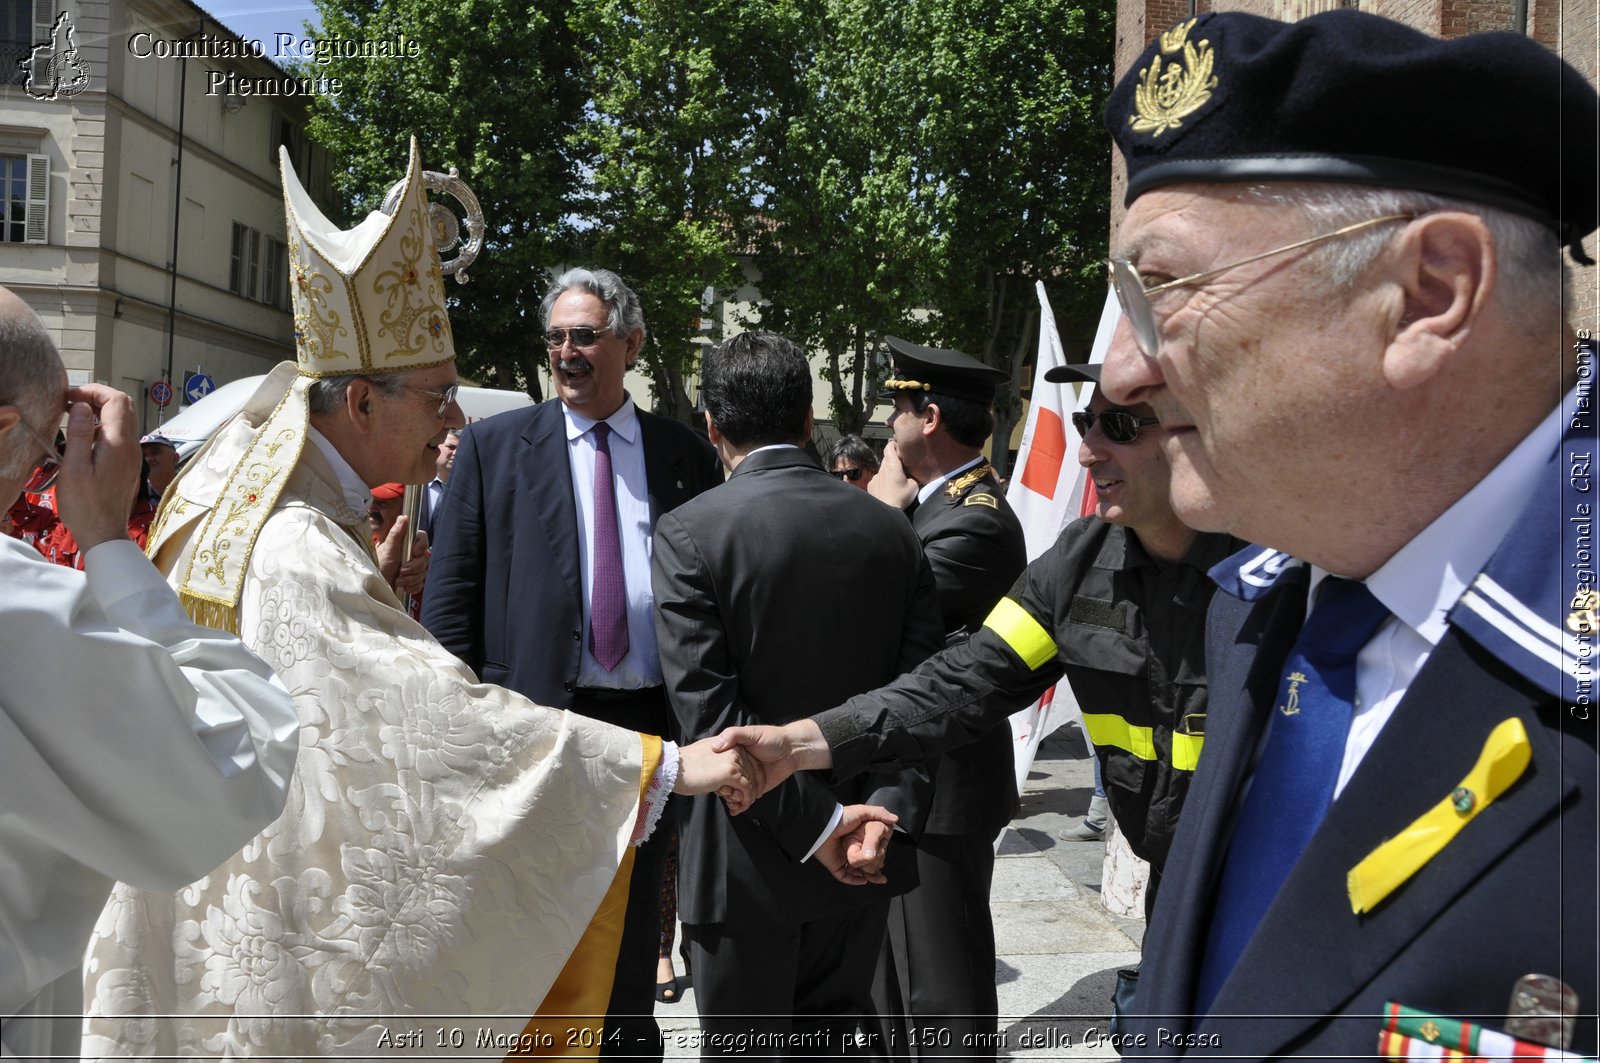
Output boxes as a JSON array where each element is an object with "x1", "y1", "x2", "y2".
[
  {"x1": 944, "y1": 459, "x2": 995, "y2": 500},
  {"x1": 964, "y1": 493, "x2": 998, "y2": 509}
]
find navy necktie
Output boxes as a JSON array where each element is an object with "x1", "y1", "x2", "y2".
[
  {"x1": 589, "y1": 423, "x2": 628, "y2": 671},
  {"x1": 1195, "y1": 577, "x2": 1390, "y2": 1013}
]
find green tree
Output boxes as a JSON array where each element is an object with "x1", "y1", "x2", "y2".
[
  {"x1": 752, "y1": 0, "x2": 1113, "y2": 459},
  {"x1": 306, "y1": 0, "x2": 587, "y2": 398},
  {"x1": 568, "y1": 0, "x2": 809, "y2": 421}
]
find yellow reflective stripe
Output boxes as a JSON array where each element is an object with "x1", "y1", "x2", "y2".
[
  {"x1": 1082, "y1": 714, "x2": 1204, "y2": 771},
  {"x1": 1346, "y1": 717, "x2": 1532, "y2": 915},
  {"x1": 1172, "y1": 731, "x2": 1204, "y2": 772},
  {"x1": 981, "y1": 597, "x2": 1057, "y2": 670},
  {"x1": 1082, "y1": 713, "x2": 1157, "y2": 761}
]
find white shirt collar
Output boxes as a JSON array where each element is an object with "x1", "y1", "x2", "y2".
[
  {"x1": 1334, "y1": 398, "x2": 1568, "y2": 646},
  {"x1": 916, "y1": 454, "x2": 984, "y2": 506},
  {"x1": 308, "y1": 427, "x2": 372, "y2": 515},
  {"x1": 563, "y1": 395, "x2": 640, "y2": 444}
]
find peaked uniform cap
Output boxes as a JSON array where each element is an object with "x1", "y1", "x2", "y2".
[
  {"x1": 1107, "y1": 10, "x2": 1599, "y2": 259},
  {"x1": 880, "y1": 336, "x2": 1010, "y2": 405},
  {"x1": 283, "y1": 136, "x2": 456, "y2": 378}
]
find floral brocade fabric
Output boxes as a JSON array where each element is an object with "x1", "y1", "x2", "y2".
[{"x1": 81, "y1": 437, "x2": 646, "y2": 1059}]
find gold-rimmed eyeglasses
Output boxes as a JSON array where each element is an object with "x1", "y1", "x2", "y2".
[{"x1": 1108, "y1": 213, "x2": 1416, "y2": 358}]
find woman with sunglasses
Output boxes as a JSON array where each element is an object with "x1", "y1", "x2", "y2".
[{"x1": 826, "y1": 433, "x2": 880, "y2": 491}]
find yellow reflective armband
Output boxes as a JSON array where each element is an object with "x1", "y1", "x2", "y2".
[{"x1": 982, "y1": 598, "x2": 1058, "y2": 670}]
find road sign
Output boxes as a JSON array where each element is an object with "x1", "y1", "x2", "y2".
[
  {"x1": 183, "y1": 371, "x2": 216, "y2": 405},
  {"x1": 150, "y1": 380, "x2": 173, "y2": 408}
]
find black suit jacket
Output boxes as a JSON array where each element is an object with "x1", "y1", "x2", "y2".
[
  {"x1": 652, "y1": 447, "x2": 943, "y2": 932},
  {"x1": 1126, "y1": 541, "x2": 1597, "y2": 1058},
  {"x1": 909, "y1": 465, "x2": 1026, "y2": 837},
  {"x1": 421, "y1": 398, "x2": 720, "y2": 731}
]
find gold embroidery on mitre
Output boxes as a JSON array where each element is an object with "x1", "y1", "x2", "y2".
[
  {"x1": 371, "y1": 199, "x2": 453, "y2": 367},
  {"x1": 1129, "y1": 18, "x2": 1219, "y2": 138},
  {"x1": 287, "y1": 227, "x2": 347, "y2": 370}
]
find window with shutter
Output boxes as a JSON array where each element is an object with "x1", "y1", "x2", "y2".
[
  {"x1": 24, "y1": 153, "x2": 48, "y2": 243},
  {"x1": 0, "y1": 154, "x2": 48, "y2": 244}
]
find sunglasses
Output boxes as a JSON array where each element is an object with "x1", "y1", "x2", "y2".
[
  {"x1": 18, "y1": 419, "x2": 63, "y2": 494},
  {"x1": 544, "y1": 326, "x2": 613, "y2": 349},
  {"x1": 1072, "y1": 409, "x2": 1161, "y2": 444},
  {"x1": 830, "y1": 467, "x2": 865, "y2": 481}
]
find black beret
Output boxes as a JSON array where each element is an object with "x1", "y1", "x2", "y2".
[
  {"x1": 1106, "y1": 11, "x2": 1599, "y2": 259},
  {"x1": 880, "y1": 336, "x2": 1010, "y2": 406}
]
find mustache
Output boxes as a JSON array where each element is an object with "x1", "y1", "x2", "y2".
[{"x1": 557, "y1": 356, "x2": 593, "y2": 375}]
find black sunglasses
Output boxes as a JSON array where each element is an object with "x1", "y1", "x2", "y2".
[
  {"x1": 544, "y1": 326, "x2": 612, "y2": 349},
  {"x1": 1072, "y1": 409, "x2": 1161, "y2": 444},
  {"x1": 830, "y1": 467, "x2": 864, "y2": 481},
  {"x1": 19, "y1": 420, "x2": 63, "y2": 493}
]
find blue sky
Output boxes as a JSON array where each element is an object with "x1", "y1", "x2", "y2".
[{"x1": 199, "y1": 0, "x2": 322, "y2": 50}]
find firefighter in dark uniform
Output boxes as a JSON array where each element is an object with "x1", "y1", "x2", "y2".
[
  {"x1": 835, "y1": 363, "x2": 1239, "y2": 1022},
  {"x1": 1039, "y1": 364, "x2": 1241, "y2": 910},
  {"x1": 866, "y1": 337, "x2": 1027, "y2": 1061}
]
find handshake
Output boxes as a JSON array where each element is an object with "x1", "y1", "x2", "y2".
[{"x1": 674, "y1": 720, "x2": 883, "y2": 886}]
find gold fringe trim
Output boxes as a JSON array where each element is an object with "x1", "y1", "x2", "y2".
[{"x1": 180, "y1": 590, "x2": 240, "y2": 636}]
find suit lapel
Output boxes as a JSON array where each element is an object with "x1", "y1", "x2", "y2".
[
  {"x1": 1203, "y1": 631, "x2": 1571, "y2": 1056},
  {"x1": 520, "y1": 401, "x2": 582, "y2": 607},
  {"x1": 638, "y1": 410, "x2": 689, "y2": 524}
]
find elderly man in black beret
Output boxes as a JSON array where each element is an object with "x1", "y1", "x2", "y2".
[{"x1": 712, "y1": 11, "x2": 1598, "y2": 1059}]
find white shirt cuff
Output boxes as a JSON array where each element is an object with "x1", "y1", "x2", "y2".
[{"x1": 801, "y1": 803, "x2": 844, "y2": 863}]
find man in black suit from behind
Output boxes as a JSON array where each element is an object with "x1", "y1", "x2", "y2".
[
  {"x1": 422, "y1": 267, "x2": 722, "y2": 1061},
  {"x1": 651, "y1": 331, "x2": 943, "y2": 1060}
]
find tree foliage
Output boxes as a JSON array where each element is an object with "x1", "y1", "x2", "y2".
[{"x1": 306, "y1": 0, "x2": 1113, "y2": 438}]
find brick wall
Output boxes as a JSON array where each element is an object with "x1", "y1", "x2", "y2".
[{"x1": 1112, "y1": 0, "x2": 1599, "y2": 334}]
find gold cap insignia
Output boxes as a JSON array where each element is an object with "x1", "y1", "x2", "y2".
[{"x1": 1129, "y1": 18, "x2": 1219, "y2": 139}]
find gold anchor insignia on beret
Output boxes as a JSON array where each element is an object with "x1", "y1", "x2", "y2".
[
  {"x1": 1567, "y1": 588, "x2": 1599, "y2": 634},
  {"x1": 1129, "y1": 18, "x2": 1219, "y2": 138}
]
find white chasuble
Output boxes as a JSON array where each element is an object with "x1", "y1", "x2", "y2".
[{"x1": 82, "y1": 411, "x2": 651, "y2": 1059}]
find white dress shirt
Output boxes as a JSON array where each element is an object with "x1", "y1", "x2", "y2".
[
  {"x1": 563, "y1": 397, "x2": 664, "y2": 689},
  {"x1": 1327, "y1": 396, "x2": 1567, "y2": 797}
]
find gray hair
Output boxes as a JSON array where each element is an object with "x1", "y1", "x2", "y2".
[
  {"x1": 0, "y1": 302, "x2": 62, "y2": 481},
  {"x1": 306, "y1": 372, "x2": 409, "y2": 416},
  {"x1": 1242, "y1": 183, "x2": 1567, "y2": 343},
  {"x1": 540, "y1": 268, "x2": 646, "y2": 339}
]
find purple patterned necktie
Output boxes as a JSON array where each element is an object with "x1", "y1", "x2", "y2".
[{"x1": 589, "y1": 422, "x2": 628, "y2": 671}]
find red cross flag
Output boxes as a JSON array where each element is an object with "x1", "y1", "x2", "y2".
[{"x1": 1006, "y1": 285, "x2": 1120, "y2": 792}]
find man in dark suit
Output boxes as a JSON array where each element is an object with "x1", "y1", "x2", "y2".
[
  {"x1": 651, "y1": 330, "x2": 942, "y2": 1059},
  {"x1": 417, "y1": 427, "x2": 457, "y2": 541},
  {"x1": 422, "y1": 267, "x2": 721, "y2": 1061},
  {"x1": 716, "y1": 12, "x2": 1598, "y2": 1059},
  {"x1": 865, "y1": 338, "x2": 1026, "y2": 1060}
]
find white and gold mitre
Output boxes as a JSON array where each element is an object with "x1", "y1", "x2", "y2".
[{"x1": 284, "y1": 135, "x2": 456, "y2": 377}]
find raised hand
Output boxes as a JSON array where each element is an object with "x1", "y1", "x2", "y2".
[
  {"x1": 866, "y1": 441, "x2": 918, "y2": 509},
  {"x1": 815, "y1": 804, "x2": 898, "y2": 886},
  {"x1": 56, "y1": 384, "x2": 141, "y2": 552},
  {"x1": 711, "y1": 719, "x2": 832, "y2": 806},
  {"x1": 676, "y1": 736, "x2": 764, "y2": 811}
]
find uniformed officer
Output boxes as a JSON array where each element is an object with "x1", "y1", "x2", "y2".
[
  {"x1": 866, "y1": 337, "x2": 1027, "y2": 1062},
  {"x1": 720, "y1": 11, "x2": 1599, "y2": 1058}
]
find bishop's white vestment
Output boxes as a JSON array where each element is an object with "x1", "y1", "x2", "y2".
[{"x1": 82, "y1": 396, "x2": 660, "y2": 1059}]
